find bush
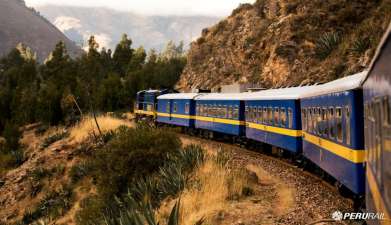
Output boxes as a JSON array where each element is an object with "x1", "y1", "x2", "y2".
[
  {"x1": 69, "y1": 161, "x2": 92, "y2": 184},
  {"x1": 21, "y1": 185, "x2": 73, "y2": 224},
  {"x1": 315, "y1": 31, "x2": 342, "y2": 59},
  {"x1": 76, "y1": 126, "x2": 205, "y2": 225},
  {"x1": 91, "y1": 125, "x2": 181, "y2": 200},
  {"x1": 350, "y1": 37, "x2": 371, "y2": 55},
  {"x1": 40, "y1": 129, "x2": 69, "y2": 149}
]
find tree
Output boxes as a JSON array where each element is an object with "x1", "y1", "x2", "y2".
[{"x1": 113, "y1": 34, "x2": 133, "y2": 75}]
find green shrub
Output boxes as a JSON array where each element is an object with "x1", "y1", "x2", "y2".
[
  {"x1": 350, "y1": 37, "x2": 371, "y2": 55},
  {"x1": 69, "y1": 161, "x2": 92, "y2": 184},
  {"x1": 315, "y1": 31, "x2": 342, "y2": 59},
  {"x1": 20, "y1": 185, "x2": 73, "y2": 224},
  {"x1": 76, "y1": 126, "x2": 205, "y2": 225},
  {"x1": 30, "y1": 167, "x2": 52, "y2": 181},
  {"x1": 41, "y1": 130, "x2": 69, "y2": 149},
  {"x1": 91, "y1": 125, "x2": 181, "y2": 200}
]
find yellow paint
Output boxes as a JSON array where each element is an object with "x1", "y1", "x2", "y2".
[
  {"x1": 303, "y1": 132, "x2": 366, "y2": 163},
  {"x1": 157, "y1": 112, "x2": 194, "y2": 119},
  {"x1": 135, "y1": 110, "x2": 156, "y2": 116},
  {"x1": 195, "y1": 116, "x2": 246, "y2": 126},
  {"x1": 367, "y1": 168, "x2": 391, "y2": 223},
  {"x1": 247, "y1": 122, "x2": 302, "y2": 137}
]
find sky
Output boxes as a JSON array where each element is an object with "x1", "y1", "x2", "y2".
[{"x1": 25, "y1": 0, "x2": 256, "y2": 16}]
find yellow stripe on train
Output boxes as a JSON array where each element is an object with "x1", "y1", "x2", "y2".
[
  {"x1": 367, "y1": 168, "x2": 391, "y2": 223},
  {"x1": 135, "y1": 110, "x2": 156, "y2": 116},
  {"x1": 303, "y1": 131, "x2": 366, "y2": 163},
  {"x1": 247, "y1": 122, "x2": 302, "y2": 137}
]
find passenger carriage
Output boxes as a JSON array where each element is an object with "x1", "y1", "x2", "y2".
[
  {"x1": 156, "y1": 93, "x2": 203, "y2": 128},
  {"x1": 194, "y1": 93, "x2": 245, "y2": 137},
  {"x1": 242, "y1": 86, "x2": 319, "y2": 154},
  {"x1": 300, "y1": 71, "x2": 367, "y2": 195},
  {"x1": 363, "y1": 25, "x2": 391, "y2": 223}
]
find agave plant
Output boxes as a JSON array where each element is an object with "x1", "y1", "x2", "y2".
[{"x1": 315, "y1": 31, "x2": 342, "y2": 59}]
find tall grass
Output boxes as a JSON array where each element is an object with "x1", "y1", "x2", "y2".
[{"x1": 69, "y1": 116, "x2": 133, "y2": 143}]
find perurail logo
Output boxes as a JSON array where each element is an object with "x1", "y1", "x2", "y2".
[{"x1": 332, "y1": 211, "x2": 385, "y2": 221}]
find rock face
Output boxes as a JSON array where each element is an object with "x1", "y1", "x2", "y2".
[
  {"x1": 177, "y1": 0, "x2": 391, "y2": 91},
  {"x1": 0, "y1": 0, "x2": 82, "y2": 62}
]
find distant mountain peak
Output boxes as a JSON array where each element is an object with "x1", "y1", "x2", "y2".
[
  {"x1": 36, "y1": 5, "x2": 221, "y2": 51},
  {"x1": 0, "y1": 0, "x2": 82, "y2": 62}
]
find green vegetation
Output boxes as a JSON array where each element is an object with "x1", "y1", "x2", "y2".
[
  {"x1": 21, "y1": 186, "x2": 73, "y2": 225},
  {"x1": 74, "y1": 126, "x2": 204, "y2": 225},
  {"x1": 315, "y1": 31, "x2": 342, "y2": 59},
  {"x1": 0, "y1": 34, "x2": 186, "y2": 173},
  {"x1": 40, "y1": 129, "x2": 69, "y2": 149}
]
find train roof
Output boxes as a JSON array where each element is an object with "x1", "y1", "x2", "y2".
[
  {"x1": 157, "y1": 93, "x2": 205, "y2": 100},
  {"x1": 300, "y1": 70, "x2": 367, "y2": 98},
  {"x1": 241, "y1": 85, "x2": 321, "y2": 100},
  {"x1": 194, "y1": 93, "x2": 246, "y2": 101}
]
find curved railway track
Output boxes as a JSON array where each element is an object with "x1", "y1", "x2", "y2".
[{"x1": 177, "y1": 132, "x2": 360, "y2": 225}]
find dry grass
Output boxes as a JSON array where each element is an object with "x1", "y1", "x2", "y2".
[
  {"x1": 69, "y1": 116, "x2": 133, "y2": 143},
  {"x1": 157, "y1": 156, "x2": 257, "y2": 225}
]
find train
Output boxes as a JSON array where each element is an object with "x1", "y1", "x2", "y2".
[{"x1": 135, "y1": 26, "x2": 391, "y2": 223}]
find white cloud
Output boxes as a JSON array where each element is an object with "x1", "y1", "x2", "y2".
[
  {"x1": 82, "y1": 33, "x2": 112, "y2": 51},
  {"x1": 53, "y1": 16, "x2": 82, "y2": 31},
  {"x1": 25, "y1": 0, "x2": 256, "y2": 16}
]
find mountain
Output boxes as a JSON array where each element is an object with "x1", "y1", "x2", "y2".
[
  {"x1": 177, "y1": 0, "x2": 391, "y2": 91},
  {"x1": 0, "y1": 0, "x2": 82, "y2": 62},
  {"x1": 35, "y1": 5, "x2": 221, "y2": 51}
]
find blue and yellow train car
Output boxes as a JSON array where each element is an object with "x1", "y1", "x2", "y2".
[
  {"x1": 194, "y1": 93, "x2": 245, "y2": 136},
  {"x1": 135, "y1": 89, "x2": 170, "y2": 118},
  {"x1": 242, "y1": 86, "x2": 319, "y2": 154},
  {"x1": 363, "y1": 25, "x2": 391, "y2": 224},
  {"x1": 156, "y1": 93, "x2": 203, "y2": 127},
  {"x1": 300, "y1": 71, "x2": 367, "y2": 195}
]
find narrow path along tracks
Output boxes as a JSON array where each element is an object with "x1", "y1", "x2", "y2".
[{"x1": 179, "y1": 134, "x2": 357, "y2": 225}]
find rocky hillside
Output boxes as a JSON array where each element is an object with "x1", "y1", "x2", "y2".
[
  {"x1": 177, "y1": 0, "x2": 391, "y2": 91},
  {"x1": 0, "y1": 0, "x2": 82, "y2": 62}
]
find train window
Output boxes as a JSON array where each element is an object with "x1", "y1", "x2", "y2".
[
  {"x1": 233, "y1": 106, "x2": 239, "y2": 119},
  {"x1": 288, "y1": 108, "x2": 293, "y2": 129},
  {"x1": 267, "y1": 107, "x2": 272, "y2": 124},
  {"x1": 344, "y1": 106, "x2": 351, "y2": 145},
  {"x1": 317, "y1": 108, "x2": 322, "y2": 135},
  {"x1": 258, "y1": 107, "x2": 262, "y2": 124},
  {"x1": 166, "y1": 103, "x2": 170, "y2": 113},
  {"x1": 322, "y1": 108, "x2": 329, "y2": 137},
  {"x1": 329, "y1": 107, "x2": 336, "y2": 139},
  {"x1": 302, "y1": 109, "x2": 307, "y2": 131},
  {"x1": 185, "y1": 103, "x2": 190, "y2": 114},
  {"x1": 274, "y1": 107, "x2": 280, "y2": 126},
  {"x1": 313, "y1": 108, "x2": 317, "y2": 134},
  {"x1": 245, "y1": 106, "x2": 249, "y2": 120},
  {"x1": 228, "y1": 106, "x2": 233, "y2": 119},
  {"x1": 223, "y1": 105, "x2": 227, "y2": 118},
  {"x1": 253, "y1": 107, "x2": 258, "y2": 123},
  {"x1": 308, "y1": 108, "x2": 312, "y2": 133},
  {"x1": 196, "y1": 104, "x2": 199, "y2": 115},
  {"x1": 280, "y1": 108, "x2": 286, "y2": 127},
  {"x1": 336, "y1": 107, "x2": 343, "y2": 142},
  {"x1": 262, "y1": 107, "x2": 268, "y2": 124},
  {"x1": 173, "y1": 103, "x2": 177, "y2": 113}
]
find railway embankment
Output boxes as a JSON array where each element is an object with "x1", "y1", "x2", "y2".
[{"x1": 0, "y1": 116, "x2": 355, "y2": 225}]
